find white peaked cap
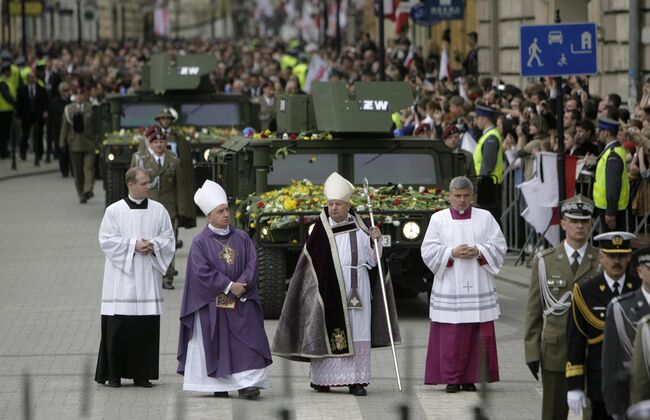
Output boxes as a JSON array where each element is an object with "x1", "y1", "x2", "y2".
[
  {"x1": 194, "y1": 180, "x2": 228, "y2": 216},
  {"x1": 323, "y1": 172, "x2": 355, "y2": 202}
]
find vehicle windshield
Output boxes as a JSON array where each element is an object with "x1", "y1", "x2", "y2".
[
  {"x1": 180, "y1": 103, "x2": 241, "y2": 126},
  {"x1": 268, "y1": 154, "x2": 338, "y2": 185},
  {"x1": 121, "y1": 103, "x2": 167, "y2": 127},
  {"x1": 354, "y1": 153, "x2": 437, "y2": 185}
]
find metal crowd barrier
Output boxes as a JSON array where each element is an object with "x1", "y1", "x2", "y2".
[{"x1": 499, "y1": 162, "x2": 650, "y2": 266}]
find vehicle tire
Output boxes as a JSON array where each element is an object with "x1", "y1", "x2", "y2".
[
  {"x1": 105, "y1": 163, "x2": 128, "y2": 207},
  {"x1": 256, "y1": 244, "x2": 286, "y2": 319}
]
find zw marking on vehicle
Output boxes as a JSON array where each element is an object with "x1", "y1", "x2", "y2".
[
  {"x1": 359, "y1": 100, "x2": 389, "y2": 111},
  {"x1": 178, "y1": 66, "x2": 200, "y2": 75}
]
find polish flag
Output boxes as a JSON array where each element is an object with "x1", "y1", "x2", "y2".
[
  {"x1": 154, "y1": 0, "x2": 170, "y2": 37},
  {"x1": 304, "y1": 54, "x2": 331, "y2": 93},
  {"x1": 519, "y1": 153, "x2": 578, "y2": 246},
  {"x1": 383, "y1": 0, "x2": 400, "y2": 20}
]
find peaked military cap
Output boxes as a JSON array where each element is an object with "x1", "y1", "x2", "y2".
[
  {"x1": 560, "y1": 194, "x2": 594, "y2": 220},
  {"x1": 155, "y1": 107, "x2": 177, "y2": 122},
  {"x1": 597, "y1": 117, "x2": 620, "y2": 134},
  {"x1": 594, "y1": 231, "x2": 636, "y2": 254},
  {"x1": 475, "y1": 104, "x2": 498, "y2": 118},
  {"x1": 634, "y1": 247, "x2": 650, "y2": 267}
]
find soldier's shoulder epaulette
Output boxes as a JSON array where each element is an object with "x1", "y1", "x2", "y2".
[{"x1": 535, "y1": 247, "x2": 556, "y2": 260}]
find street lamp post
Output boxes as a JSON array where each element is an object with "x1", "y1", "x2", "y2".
[
  {"x1": 377, "y1": 0, "x2": 385, "y2": 81},
  {"x1": 554, "y1": 9, "x2": 566, "y2": 240}
]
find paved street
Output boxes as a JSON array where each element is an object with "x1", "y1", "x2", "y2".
[{"x1": 1, "y1": 172, "x2": 545, "y2": 419}]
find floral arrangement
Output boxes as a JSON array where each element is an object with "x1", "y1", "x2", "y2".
[
  {"x1": 104, "y1": 127, "x2": 237, "y2": 144},
  {"x1": 240, "y1": 180, "x2": 449, "y2": 230},
  {"x1": 243, "y1": 128, "x2": 334, "y2": 141}
]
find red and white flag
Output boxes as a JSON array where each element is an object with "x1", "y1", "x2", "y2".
[
  {"x1": 154, "y1": 0, "x2": 170, "y2": 37},
  {"x1": 383, "y1": 0, "x2": 400, "y2": 20},
  {"x1": 439, "y1": 47, "x2": 451, "y2": 80},
  {"x1": 304, "y1": 54, "x2": 331, "y2": 93},
  {"x1": 518, "y1": 153, "x2": 578, "y2": 246}
]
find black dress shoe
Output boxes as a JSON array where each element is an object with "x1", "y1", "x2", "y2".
[
  {"x1": 172, "y1": 269, "x2": 179, "y2": 276},
  {"x1": 461, "y1": 383, "x2": 477, "y2": 392},
  {"x1": 238, "y1": 387, "x2": 260, "y2": 399},
  {"x1": 79, "y1": 197, "x2": 87, "y2": 204},
  {"x1": 213, "y1": 391, "x2": 229, "y2": 398},
  {"x1": 106, "y1": 379, "x2": 121, "y2": 388},
  {"x1": 134, "y1": 379, "x2": 153, "y2": 388},
  {"x1": 83, "y1": 191, "x2": 94, "y2": 200},
  {"x1": 162, "y1": 279, "x2": 175, "y2": 290},
  {"x1": 176, "y1": 240, "x2": 183, "y2": 249},
  {"x1": 445, "y1": 384, "x2": 461, "y2": 393},
  {"x1": 310, "y1": 383, "x2": 330, "y2": 393},
  {"x1": 348, "y1": 385, "x2": 367, "y2": 396}
]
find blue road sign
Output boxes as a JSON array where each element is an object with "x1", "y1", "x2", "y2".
[
  {"x1": 410, "y1": 0, "x2": 464, "y2": 26},
  {"x1": 520, "y1": 23, "x2": 598, "y2": 77}
]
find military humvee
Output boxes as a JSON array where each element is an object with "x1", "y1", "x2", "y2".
[
  {"x1": 99, "y1": 54, "x2": 260, "y2": 207},
  {"x1": 212, "y1": 81, "x2": 467, "y2": 318}
]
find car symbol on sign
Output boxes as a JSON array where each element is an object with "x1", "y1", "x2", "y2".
[{"x1": 548, "y1": 31, "x2": 563, "y2": 45}]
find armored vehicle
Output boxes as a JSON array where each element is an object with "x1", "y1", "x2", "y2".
[
  {"x1": 212, "y1": 81, "x2": 467, "y2": 318},
  {"x1": 99, "y1": 54, "x2": 260, "y2": 207}
]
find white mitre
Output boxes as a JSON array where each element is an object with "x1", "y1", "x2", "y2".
[
  {"x1": 323, "y1": 172, "x2": 355, "y2": 202},
  {"x1": 194, "y1": 180, "x2": 228, "y2": 216}
]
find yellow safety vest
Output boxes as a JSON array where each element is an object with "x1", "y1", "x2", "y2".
[
  {"x1": 281, "y1": 54, "x2": 298, "y2": 70},
  {"x1": 293, "y1": 63, "x2": 308, "y2": 89},
  {"x1": 0, "y1": 75, "x2": 16, "y2": 112},
  {"x1": 7, "y1": 64, "x2": 20, "y2": 92},
  {"x1": 593, "y1": 144, "x2": 629, "y2": 210},
  {"x1": 473, "y1": 127, "x2": 504, "y2": 183},
  {"x1": 19, "y1": 66, "x2": 31, "y2": 85}
]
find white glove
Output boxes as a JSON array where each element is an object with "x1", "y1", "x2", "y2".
[{"x1": 567, "y1": 390, "x2": 587, "y2": 416}]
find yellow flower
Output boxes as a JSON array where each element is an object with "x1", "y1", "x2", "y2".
[
  {"x1": 291, "y1": 239, "x2": 298, "y2": 244},
  {"x1": 235, "y1": 211, "x2": 241, "y2": 219},
  {"x1": 235, "y1": 198, "x2": 241, "y2": 205},
  {"x1": 313, "y1": 197, "x2": 320, "y2": 203},
  {"x1": 283, "y1": 198, "x2": 297, "y2": 211},
  {"x1": 250, "y1": 222, "x2": 256, "y2": 228}
]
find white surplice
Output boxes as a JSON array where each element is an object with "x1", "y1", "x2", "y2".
[
  {"x1": 421, "y1": 207, "x2": 506, "y2": 324},
  {"x1": 98, "y1": 199, "x2": 175, "y2": 316}
]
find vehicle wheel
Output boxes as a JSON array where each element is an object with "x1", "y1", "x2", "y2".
[
  {"x1": 105, "y1": 163, "x2": 128, "y2": 207},
  {"x1": 256, "y1": 244, "x2": 286, "y2": 319}
]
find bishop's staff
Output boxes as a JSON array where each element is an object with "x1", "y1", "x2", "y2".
[{"x1": 362, "y1": 177, "x2": 402, "y2": 391}]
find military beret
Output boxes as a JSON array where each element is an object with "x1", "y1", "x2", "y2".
[{"x1": 145, "y1": 125, "x2": 165, "y2": 142}]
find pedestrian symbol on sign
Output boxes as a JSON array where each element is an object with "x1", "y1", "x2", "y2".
[
  {"x1": 527, "y1": 38, "x2": 544, "y2": 67},
  {"x1": 558, "y1": 53, "x2": 568, "y2": 67}
]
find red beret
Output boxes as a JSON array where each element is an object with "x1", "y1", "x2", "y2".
[
  {"x1": 145, "y1": 125, "x2": 165, "y2": 141},
  {"x1": 443, "y1": 124, "x2": 460, "y2": 139}
]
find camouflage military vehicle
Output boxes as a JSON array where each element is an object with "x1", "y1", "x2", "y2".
[
  {"x1": 212, "y1": 81, "x2": 467, "y2": 318},
  {"x1": 99, "y1": 54, "x2": 260, "y2": 207}
]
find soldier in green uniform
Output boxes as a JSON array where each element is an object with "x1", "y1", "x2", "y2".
[
  {"x1": 524, "y1": 195, "x2": 600, "y2": 420},
  {"x1": 566, "y1": 231, "x2": 640, "y2": 419},
  {"x1": 631, "y1": 313, "x2": 650, "y2": 405},
  {"x1": 130, "y1": 125, "x2": 191, "y2": 290},
  {"x1": 602, "y1": 247, "x2": 650, "y2": 418},
  {"x1": 60, "y1": 88, "x2": 97, "y2": 204},
  {"x1": 155, "y1": 108, "x2": 196, "y2": 236}
]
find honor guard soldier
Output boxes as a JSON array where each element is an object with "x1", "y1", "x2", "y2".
[
  {"x1": 155, "y1": 108, "x2": 196, "y2": 240},
  {"x1": 130, "y1": 126, "x2": 192, "y2": 290},
  {"x1": 593, "y1": 118, "x2": 629, "y2": 232},
  {"x1": 566, "y1": 231, "x2": 640, "y2": 419},
  {"x1": 602, "y1": 247, "x2": 650, "y2": 418},
  {"x1": 473, "y1": 104, "x2": 503, "y2": 221},
  {"x1": 525, "y1": 195, "x2": 600, "y2": 420},
  {"x1": 631, "y1": 313, "x2": 650, "y2": 405},
  {"x1": 60, "y1": 87, "x2": 97, "y2": 204}
]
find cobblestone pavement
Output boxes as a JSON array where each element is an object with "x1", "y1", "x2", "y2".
[{"x1": 0, "y1": 173, "x2": 549, "y2": 420}]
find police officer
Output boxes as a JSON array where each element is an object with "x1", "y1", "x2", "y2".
[
  {"x1": 473, "y1": 104, "x2": 503, "y2": 221},
  {"x1": 130, "y1": 125, "x2": 190, "y2": 290},
  {"x1": 60, "y1": 88, "x2": 97, "y2": 204},
  {"x1": 602, "y1": 247, "x2": 650, "y2": 418},
  {"x1": 631, "y1": 313, "x2": 650, "y2": 405},
  {"x1": 566, "y1": 231, "x2": 640, "y2": 419},
  {"x1": 0, "y1": 61, "x2": 16, "y2": 159},
  {"x1": 154, "y1": 108, "x2": 196, "y2": 242},
  {"x1": 524, "y1": 195, "x2": 600, "y2": 420},
  {"x1": 593, "y1": 118, "x2": 629, "y2": 232}
]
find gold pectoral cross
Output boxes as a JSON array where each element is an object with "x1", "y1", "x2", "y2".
[{"x1": 220, "y1": 245, "x2": 238, "y2": 265}]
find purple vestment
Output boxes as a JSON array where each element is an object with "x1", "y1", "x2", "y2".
[{"x1": 177, "y1": 226, "x2": 272, "y2": 378}]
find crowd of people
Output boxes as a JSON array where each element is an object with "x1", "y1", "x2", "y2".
[{"x1": 4, "y1": 30, "x2": 650, "y2": 418}]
